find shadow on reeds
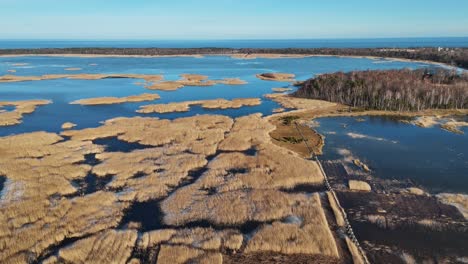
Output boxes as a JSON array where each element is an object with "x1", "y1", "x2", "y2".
[
  {"x1": 280, "y1": 183, "x2": 327, "y2": 194},
  {"x1": 93, "y1": 137, "x2": 152, "y2": 152},
  {"x1": 71, "y1": 173, "x2": 113, "y2": 196},
  {"x1": 0, "y1": 175, "x2": 6, "y2": 194},
  {"x1": 34, "y1": 234, "x2": 95, "y2": 264},
  {"x1": 118, "y1": 200, "x2": 164, "y2": 232}
]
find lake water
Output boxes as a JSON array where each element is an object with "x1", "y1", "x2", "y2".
[
  {"x1": 0, "y1": 37, "x2": 467, "y2": 49},
  {"x1": 0, "y1": 55, "x2": 433, "y2": 135},
  {"x1": 315, "y1": 116, "x2": 468, "y2": 194},
  {"x1": 1, "y1": 55, "x2": 466, "y2": 194}
]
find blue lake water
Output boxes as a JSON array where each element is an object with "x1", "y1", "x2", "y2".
[
  {"x1": 315, "y1": 116, "x2": 468, "y2": 194},
  {"x1": 0, "y1": 37, "x2": 467, "y2": 49},
  {"x1": 0, "y1": 55, "x2": 434, "y2": 135}
]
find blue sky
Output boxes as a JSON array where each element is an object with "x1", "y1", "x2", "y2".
[{"x1": 1, "y1": 0, "x2": 467, "y2": 39}]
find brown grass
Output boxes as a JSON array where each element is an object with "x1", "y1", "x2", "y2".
[
  {"x1": 0, "y1": 131, "x2": 136, "y2": 262},
  {"x1": 272, "y1": 87, "x2": 293, "y2": 92},
  {"x1": 218, "y1": 114, "x2": 275, "y2": 151},
  {"x1": 156, "y1": 245, "x2": 222, "y2": 264},
  {"x1": 137, "y1": 98, "x2": 260, "y2": 113},
  {"x1": 436, "y1": 193, "x2": 468, "y2": 219},
  {"x1": 264, "y1": 93, "x2": 336, "y2": 110},
  {"x1": 413, "y1": 116, "x2": 439, "y2": 128},
  {"x1": 440, "y1": 120, "x2": 468, "y2": 134},
  {"x1": 245, "y1": 193, "x2": 339, "y2": 257},
  {"x1": 54, "y1": 229, "x2": 137, "y2": 264},
  {"x1": 0, "y1": 113, "x2": 342, "y2": 262},
  {"x1": 144, "y1": 74, "x2": 247, "y2": 91},
  {"x1": 62, "y1": 115, "x2": 233, "y2": 156},
  {"x1": 256, "y1": 73, "x2": 295, "y2": 82},
  {"x1": 345, "y1": 236, "x2": 365, "y2": 264},
  {"x1": 273, "y1": 108, "x2": 285, "y2": 113},
  {"x1": 61, "y1": 122, "x2": 76, "y2": 130},
  {"x1": 0, "y1": 99, "x2": 51, "y2": 126},
  {"x1": 407, "y1": 187, "x2": 426, "y2": 196},
  {"x1": 327, "y1": 192, "x2": 346, "y2": 227},
  {"x1": 139, "y1": 228, "x2": 243, "y2": 252},
  {"x1": 348, "y1": 180, "x2": 372, "y2": 192},
  {"x1": 93, "y1": 148, "x2": 207, "y2": 201},
  {"x1": 70, "y1": 93, "x2": 160, "y2": 105}
]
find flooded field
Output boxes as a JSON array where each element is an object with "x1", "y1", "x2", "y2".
[{"x1": 314, "y1": 116, "x2": 468, "y2": 194}]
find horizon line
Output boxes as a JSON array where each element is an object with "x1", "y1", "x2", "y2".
[{"x1": 1, "y1": 36, "x2": 468, "y2": 41}]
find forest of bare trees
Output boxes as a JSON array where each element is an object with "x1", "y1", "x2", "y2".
[{"x1": 293, "y1": 68, "x2": 468, "y2": 111}]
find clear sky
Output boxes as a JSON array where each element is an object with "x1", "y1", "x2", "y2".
[{"x1": 1, "y1": 0, "x2": 467, "y2": 39}]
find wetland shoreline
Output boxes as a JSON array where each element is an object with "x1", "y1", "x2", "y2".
[{"x1": 1, "y1": 47, "x2": 466, "y2": 69}]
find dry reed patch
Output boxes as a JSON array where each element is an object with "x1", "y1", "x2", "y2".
[
  {"x1": 137, "y1": 98, "x2": 260, "y2": 114},
  {"x1": 348, "y1": 180, "x2": 372, "y2": 192},
  {"x1": 162, "y1": 187, "x2": 313, "y2": 226},
  {"x1": 407, "y1": 187, "x2": 426, "y2": 196},
  {"x1": 137, "y1": 101, "x2": 191, "y2": 113},
  {"x1": 256, "y1": 73, "x2": 295, "y2": 82},
  {"x1": 218, "y1": 114, "x2": 275, "y2": 151},
  {"x1": 345, "y1": 236, "x2": 365, "y2": 264},
  {"x1": 440, "y1": 120, "x2": 468, "y2": 134},
  {"x1": 436, "y1": 193, "x2": 468, "y2": 219},
  {"x1": 412, "y1": 116, "x2": 439, "y2": 128},
  {"x1": 272, "y1": 87, "x2": 293, "y2": 92},
  {"x1": 327, "y1": 192, "x2": 346, "y2": 227},
  {"x1": 0, "y1": 131, "x2": 134, "y2": 262},
  {"x1": 273, "y1": 108, "x2": 285, "y2": 113},
  {"x1": 0, "y1": 191, "x2": 128, "y2": 262},
  {"x1": 245, "y1": 193, "x2": 339, "y2": 257},
  {"x1": 139, "y1": 228, "x2": 243, "y2": 252},
  {"x1": 156, "y1": 245, "x2": 222, "y2": 264},
  {"x1": 160, "y1": 114, "x2": 326, "y2": 226},
  {"x1": 61, "y1": 122, "x2": 76, "y2": 130},
  {"x1": 62, "y1": 115, "x2": 233, "y2": 156},
  {"x1": 264, "y1": 93, "x2": 336, "y2": 110},
  {"x1": 143, "y1": 74, "x2": 247, "y2": 91},
  {"x1": 200, "y1": 143, "x2": 324, "y2": 193},
  {"x1": 70, "y1": 93, "x2": 160, "y2": 105},
  {"x1": 0, "y1": 99, "x2": 51, "y2": 126},
  {"x1": 92, "y1": 148, "x2": 207, "y2": 201},
  {"x1": 52, "y1": 229, "x2": 137, "y2": 264}
]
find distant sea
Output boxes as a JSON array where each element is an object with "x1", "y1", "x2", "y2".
[{"x1": 0, "y1": 37, "x2": 467, "y2": 49}]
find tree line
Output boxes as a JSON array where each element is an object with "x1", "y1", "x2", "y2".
[
  {"x1": 293, "y1": 68, "x2": 468, "y2": 111},
  {"x1": 0, "y1": 47, "x2": 467, "y2": 69}
]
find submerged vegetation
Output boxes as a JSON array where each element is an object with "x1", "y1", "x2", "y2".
[{"x1": 294, "y1": 68, "x2": 468, "y2": 111}]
